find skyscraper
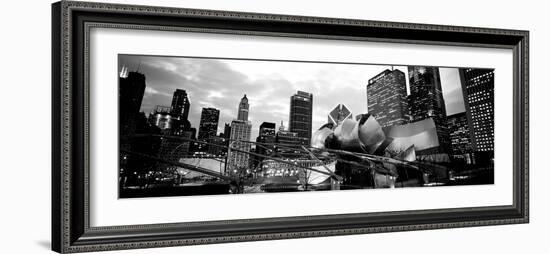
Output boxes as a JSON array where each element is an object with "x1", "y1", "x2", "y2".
[
  {"x1": 170, "y1": 89, "x2": 190, "y2": 120},
  {"x1": 328, "y1": 104, "x2": 353, "y2": 127},
  {"x1": 447, "y1": 112, "x2": 474, "y2": 164},
  {"x1": 169, "y1": 89, "x2": 192, "y2": 136},
  {"x1": 197, "y1": 107, "x2": 220, "y2": 141},
  {"x1": 237, "y1": 94, "x2": 249, "y2": 121},
  {"x1": 459, "y1": 68, "x2": 494, "y2": 161},
  {"x1": 408, "y1": 66, "x2": 451, "y2": 155},
  {"x1": 119, "y1": 71, "x2": 146, "y2": 135},
  {"x1": 227, "y1": 120, "x2": 252, "y2": 175},
  {"x1": 367, "y1": 69, "x2": 409, "y2": 127},
  {"x1": 227, "y1": 95, "x2": 252, "y2": 175},
  {"x1": 289, "y1": 91, "x2": 313, "y2": 145}
]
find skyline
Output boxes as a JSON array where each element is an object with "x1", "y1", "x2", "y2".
[{"x1": 119, "y1": 55, "x2": 467, "y2": 142}]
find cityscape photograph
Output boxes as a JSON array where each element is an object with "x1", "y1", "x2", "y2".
[{"x1": 118, "y1": 54, "x2": 494, "y2": 198}]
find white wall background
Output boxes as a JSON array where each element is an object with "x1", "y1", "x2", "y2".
[{"x1": 0, "y1": 0, "x2": 546, "y2": 253}]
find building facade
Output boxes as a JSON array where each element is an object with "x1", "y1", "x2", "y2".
[
  {"x1": 169, "y1": 89, "x2": 192, "y2": 135},
  {"x1": 148, "y1": 106, "x2": 173, "y2": 131},
  {"x1": 227, "y1": 95, "x2": 253, "y2": 175},
  {"x1": 367, "y1": 69, "x2": 409, "y2": 128},
  {"x1": 197, "y1": 107, "x2": 220, "y2": 141},
  {"x1": 227, "y1": 120, "x2": 252, "y2": 175},
  {"x1": 328, "y1": 104, "x2": 353, "y2": 127},
  {"x1": 447, "y1": 112, "x2": 474, "y2": 164},
  {"x1": 119, "y1": 71, "x2": 146, "y2": 135},
  {"x1": 289, "y1": 91, "x2": 313, "y2": 145},
  {"x1": 459, "y1": 68, "x2": 495, "y2": 153},
  {"x1": 256, "y1": 122, "x2": 276, "y2": 156},
  {"x1": 408, "y1": 66, "x2": 451, "y2": 155},
  {"x1": 170, "y1": 89, "x2": 190, "y2": 121}
]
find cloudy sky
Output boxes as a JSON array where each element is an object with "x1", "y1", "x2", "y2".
[{"x1": 119, "y1": 55, "x2": 465, "y2": 141}]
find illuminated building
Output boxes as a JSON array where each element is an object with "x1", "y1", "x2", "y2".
[
  {"x1": 169, "y1": 89, "x2": 192, "y2": 135},
  {"x1": 250, "y1": 122, "x2": 277, "y2": 171},
  {"x1": 197, "y1": 107, "x2": 220, "y2": 141},
  {"x1": 289, "y1": 91, "x2": 313, "y2": 145},
  {"x1": 148, "y1": 105, "x2": 173, "y2": 131},
  {"x1": 256, "y1": 122, "x2": 276, "y2": 156},
  {"x1": 328, "y1": 104, "x2": 353, "y2": 127},
  {"x1": 447, "y1": 112, "x2": 474, "y2": 164},
  {"x1": 367, "y1": 69, "x2": 409, "y2": 127},
  {"x1": 170, "y1": 89, "x2": 190, "y2": 121},
  {"x1": 459, "y1": 68, "x2": 494, "y2": 153},
  {"x1": 408, "y1": 66, "x2": 451, "y2": 155}
]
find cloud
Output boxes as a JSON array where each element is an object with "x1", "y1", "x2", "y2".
[{"x1": 119, "y1": 55, "x2": 465, "y2": 141}]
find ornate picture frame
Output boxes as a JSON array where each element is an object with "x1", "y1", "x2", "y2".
[{"x1": 52, "y1": 1, "x2": 529, "y2": 253}]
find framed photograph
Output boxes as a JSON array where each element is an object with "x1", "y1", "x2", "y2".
[{"x1": 52, "y1": 1, "x2": 529, "y2": 253}]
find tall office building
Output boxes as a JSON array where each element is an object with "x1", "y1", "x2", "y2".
[
  {"x1": 197, "y1": 107, "x2": 220, "y2": 141},
  {"x1": 119, "y1": 71, "x2": 146, "y2": 135},
  {"x1": 255, "y1": 122, "x2": 276, "y2": 157},
  {"x1": 328, "y1": 104, "x2": 353, "y2": 127},
  {"x1": 459, "y1": 68, "x2": 494, "y2": 160},
  {"x1": 169, "y1": 89, "x2": 192, "y2": 136},
  {"x1": 237, "y1": 94, "x2": 249, "y2": 121},
  {"x1": 408, "y1": 66, "x2": 451, "y2": 155},
  {"x1": 447, "y1": 112, "x2": 474, "y2": 164},
  {"x1": 170, "y1": 89, "x2": 190, "y2": 120},
  {"x1": 367, "y1": 69, "x2": 409, "y2": 127},
  {"x1": 227, "y1": 120, "x2": 252, "y2": 175},
  {"x1": 227, "y1": 95, "x2": 252, "y2": 175},
  {"x1": 289, "y1": 91, "x2": 313, "y2": 145}
]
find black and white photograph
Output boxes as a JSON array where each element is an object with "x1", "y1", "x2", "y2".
[
  {"x1": 118, "y1": 55, "x2": 494, "y2": 198},
  {"x1": 1, "y1": 0, "x2": 542, "y2": 253}
]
